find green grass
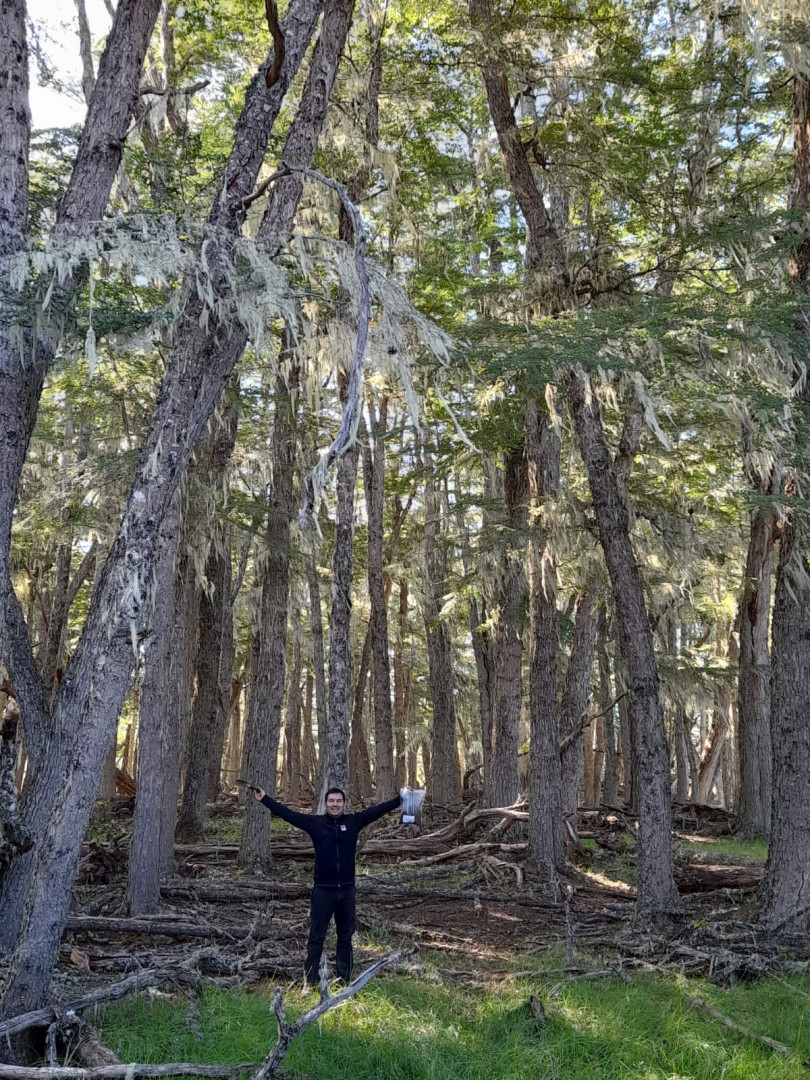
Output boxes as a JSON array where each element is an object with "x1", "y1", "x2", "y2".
[
  {"x1": 98, "y1": 960, "x2": 810, "y2": 1079},
  {"x1": 680, "y1": 836, "x2": 769, "y2": 861}
]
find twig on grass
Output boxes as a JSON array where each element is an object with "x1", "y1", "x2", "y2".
[
  {"x1": 251, "y1": 948, "x2": 414, "y2": 1080},
  {"x1": 690, "y1": 997, "x2": 810, "y2": 1067}
]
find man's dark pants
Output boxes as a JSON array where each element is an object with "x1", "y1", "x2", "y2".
[{"x1": 305, "y1": 884, "x2": 356, "y2": 984}]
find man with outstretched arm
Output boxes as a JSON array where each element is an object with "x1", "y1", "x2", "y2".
[{"x1": 253, "y1": 785, "x2": 402, "y2": 987}]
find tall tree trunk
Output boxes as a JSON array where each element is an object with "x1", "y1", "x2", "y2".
[
  {"x1": 489, "y1": 447, "x2": 529, "y2": 808},
  {"x1": 596, "y1": 610, "x2": 618, "y2": 806},
  {"x1": 126, "y1": 495, "x2": 180, "y2": 915},
  {"x1": 305, "y1": 551, "x2": 327, "y2": 777},
  {"x1": 759, "y1": 70, "x2": 810, "y2": 932},
  {"x1": 525, "y1": 400, "x2": 564, "y2": 876},
  {"x1": 176, "y1": 528, "x2": 233, "y2": 841},
  {"x1": 239, "y1": 359, "x2": 297, "y2": 870},
  {"x1": 320, "y1": 386, "x2": 359, "y2": 809},
  {"x1": 559, "y1": 589, "x2": 599, "y2": 826},
  {"x1": 566, "y1": 371, "x2": 678, "y2": 917},
  {"x1": 422, "y1": 454, "x2": 459, "y2": 806},
  {"x1": 737, "y1": 464, "x2": 777, "y2": 837},
  {"x1": 363, "y1": 399, "x2": 395, "y2": 798},
  {"x1": 283, "y1": 610, "x2": 303, "y2": 806},
  {"x1": 393, "y1": 578, "x2": 410, "y2": 789},
  {"x1": 349, "y1": 631, "x2": 374, "y2": 799}
]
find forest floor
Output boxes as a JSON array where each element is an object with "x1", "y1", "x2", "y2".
[{"x1": 4, "y1": 795, "x2": 809, "y2": 1079}]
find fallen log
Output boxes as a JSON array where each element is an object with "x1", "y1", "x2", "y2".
[
  {"x1": 0, "y1": 971, "x2": 167, "y2": 1040},
  {"x1": 0, "y1": 1064, "x2": 254, "y2": 1079},
  {"x1": 674, "y1": 864, "x2": 762, "y2": 893},
  {"x1": 65, "y1": 917, "x2": 247, "y2": 941}
]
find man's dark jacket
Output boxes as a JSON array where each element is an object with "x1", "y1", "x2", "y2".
[{"x1": 259, "y1": 794, "x2": 401, "y2": 887}]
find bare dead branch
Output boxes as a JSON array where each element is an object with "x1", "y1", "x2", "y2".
[
  {"x1": 252, "y1": 948, "x2": 414, "y2": 1080},
  {"x1": 690, "y1": 998, "x2": 810, "y2": 1067}
]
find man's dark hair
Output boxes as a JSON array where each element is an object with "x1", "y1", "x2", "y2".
[{"x1": 325, "y1": 786, "x2": 346, "y2": 801}]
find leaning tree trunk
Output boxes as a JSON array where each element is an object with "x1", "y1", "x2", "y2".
[
  {"x1": 566, "y1": 370, "x2": 679, "y2": 917},
  {"x1": 239, "y1": 361, "x2": 298, "y2": 871},
  {"x1": 759, "y1": 70, "x2": 810, "y2": 933},
  {"x1": 525, "y1": 400, "x2": 564, "y2": 877},
  {"x1": 0, "y1": 0, "x2": 333, "y2": 1019},
  {"x1": 0, "y1": 0, "x2": 164, "y2": 957}
]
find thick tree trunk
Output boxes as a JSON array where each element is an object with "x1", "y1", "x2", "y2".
[
  {"x1": 525, "y1": 400, "x2": 564, "y2": 876},
  {"x1": 422, "y1": 458, "x2": 460, "y2": 806},
  {"x1": 176, "y1": 529, "x2": 233, "y2": 841},
  {"x1": 489, "y1": 447, "x2": 529, "y2": 808},
  {"x1": 0, "y1": 0, "x2": 328, "y2": 1018},
  {"x1": 363, "y1": 400, "x2": 396, "y2": 798},
  {"x1": 239, "y1": 361, "x2": 297, "y2": 870},
  {"x1": 566, "y1": 370, "x2": 678, "y2": 916},
  {"x1": 126, "y1": 495, "x2": 181, "y2": 915},
  {"x1": 759, "y1": 71, "x2": 810, "y2": 933}
]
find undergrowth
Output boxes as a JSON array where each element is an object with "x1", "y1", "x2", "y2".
[{"x1": 99, "y1": 955, "x2": 809, "y2": 1079}]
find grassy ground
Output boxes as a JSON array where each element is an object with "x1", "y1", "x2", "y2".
[
  {"x1": 680, "y1": 836, "x2": 768, "y2": 861},
  {"x1": 99, "y1": 955, "x2": 809, "y2": 1080}
]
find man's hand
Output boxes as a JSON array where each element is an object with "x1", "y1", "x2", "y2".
[{"x1": 253, "y1": 788, "x2": 266, "y2": 801}]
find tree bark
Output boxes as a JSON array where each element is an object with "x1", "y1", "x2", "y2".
[
  {"x1": 489, "y1": 447, "x2": 529, "y2": 808},
  {"x1": 596, "y1": 610, "x2": 617, "y2": 807},
  {"x1": 525, "y1": 400, "x2": 564, "y2": 876},
  {"x1": 239, "y1": 358, "x2": 298, "y2": 871},
  {"x1": 566, "y1": 370, "x2": 678, "y2": 916},
  {"x1": 363, "y1": 400, "x2": 396, "y2": 798},
  {"x1": 283, "y1": 610, "x2": 303, "y2": 807},
  {"x1": 737, "y1": 454, "x2": 777, "y2": 838},
  {"x1": 305, "y1": 552, "x2": 327, "y2": 777},
  {"x1": 559, "y1": 589, "x2": 599, "y2": 825},
  {"x1": 126, "y1": 494, "x2": 181, "y2": 915},
  {"x1": 759, "y1": 70, "x2": 810, "y2": 933},
  {"x1": 422, "y1": 453, "x2": 460, "y2": 806}
]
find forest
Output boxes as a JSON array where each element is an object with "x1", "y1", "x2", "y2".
[{"x1": 0, "y1": 0, "x2": 809, "y2": 1076}]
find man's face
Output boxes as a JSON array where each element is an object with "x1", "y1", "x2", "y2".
[{"x1": 325, "y1": 792, "x2": 345, "y2": 817}]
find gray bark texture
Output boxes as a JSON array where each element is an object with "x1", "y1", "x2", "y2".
[
  {"x1": 177, "y1": 402, "x2": 240, "y2": 841},
  {"x1": 422, "y1": 456, "x2": 460, "y2": 806},
  {"x1": 737, "y1": 467, "x2": 777, "y2": 838},
  {"x1": 596, "y1": 610, "x2": 618, "y2": 807},
  {"x1": 0, "y1": 0, "x2": 328, "y2": 1020},
  {"x1": 239, "y1": 359, "x2": 298, "y2": 872},
  {"x1": 489, "y1": 447, "x2": 529, "y2": 809},
  {"x1": 363, "y1": 400, "x2": 396, "y2": 799},
  {"x1": 559, "y1": 590, "x2": 599, "y2": 825},
  {"x1": 525, "y1": 400, "x2": 564, "y2": 876},
  {"x1": 566, "y1": 370, "x2": 679, "y2": 917},
  {"x1": 126, "y1": 494, "x2": 181, "y2": 916},
  {"x1": 759, "y1": 71, "x2": 810, "y2": 933}
]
